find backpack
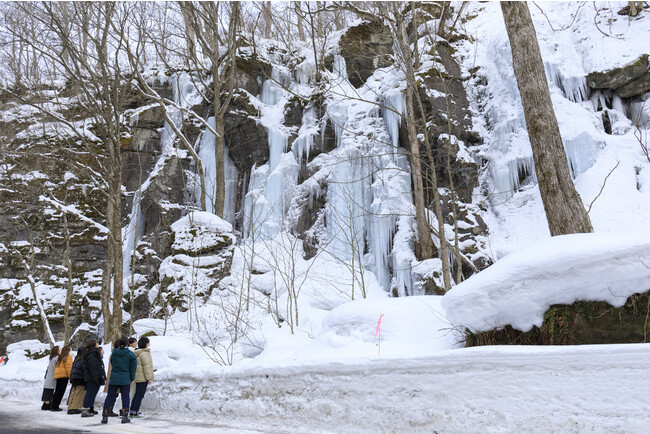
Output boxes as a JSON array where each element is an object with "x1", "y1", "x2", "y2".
[{"x1": 70, "y1": 358, "x2": 85, "y2": 382}]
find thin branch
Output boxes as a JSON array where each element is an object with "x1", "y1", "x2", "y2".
[{"x1": 587, "y1": 160, "x2": 620, "y2": 214}]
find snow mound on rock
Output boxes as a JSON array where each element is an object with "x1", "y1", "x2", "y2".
[
  {"x1": 171, "y1": 211, "x2": 234, "y2": 255},
  {"x1": 442, "y1": 232, "x2": 650, "y2": 332}
]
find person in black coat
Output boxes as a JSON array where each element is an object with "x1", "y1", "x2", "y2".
[{"x1": 80, "y1": 340, "x2": 106, "y2": 418}]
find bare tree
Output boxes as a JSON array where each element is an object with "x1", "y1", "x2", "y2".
[
  {"x1": 175, "y1": 2, "x2": 241, "y2": 218},
  {"x1": 5, "y1": 2, "x2": 136, "y2": 341}
]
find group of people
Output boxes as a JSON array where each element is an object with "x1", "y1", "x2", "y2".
[{"x1": 41, "y1": 336, "x2": 154, "y2": 425}]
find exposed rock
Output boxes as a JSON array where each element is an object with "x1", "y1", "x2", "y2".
[
  {"x1": 466, "y1": 291, "x2": 650, "y2": 346},
  {"x1": 159, "y1": 213, "x2": 235, "y2": 311},
  {"x1": 224, "y1": 92, "x2": 269, "y2": 173},
  {"x1": 586, "y1": 54, "x2": 648, "y2": 90},
  {"x1": 135, "y1": 154, "x2": 188, "y2": 278},
  {"x1": 340, "y1": 22, "x2": 394, "y2": 88},
  {"x1": 616, "y1": 71, "x2": 650, "y2": 98},
  {"x1": 134, "y1": 105, "x2": 166, "y2": 130},
  {"x1": 415, "y1": 42, "x2": 480, "y2": 208},
  {"x1": 285, "y1": 97, "x2": 304, "y2": 147},
  {"x1": 436, "y1": 135, "x2": 479, "y2": 204},
  {"x1": 295, "y1": 185, "x2": 327, "y2": 260},
  {"x1": 235, "y1": 55, "x2": 272, "y2": 96}
]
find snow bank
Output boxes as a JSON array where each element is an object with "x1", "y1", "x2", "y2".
[
  {"x1": 294, "y1": 296, "x2": 461, "y2": 361},
  {"x1": 442, "y1": 232, "x2": 650, "y2": 332},
  {"x1": 4, "y1": 344, "x2": 650, "y2": 433}
]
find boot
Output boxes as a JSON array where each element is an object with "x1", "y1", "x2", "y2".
[
  {"x1": 121, "y1": 409, "x2": 131, "y2": 424},
  {"x1": 91, "y1": 407, "x2": 98, "y2": 415},
  {"x1": 41, "y1": 403, "x2": 50, "y2": 411},
  {"x1": 101, "y1": 410, "x2": 108, "y2": 424},
  {"x1": 81, "y1": 408, "x2": 94, "y2": 418}
]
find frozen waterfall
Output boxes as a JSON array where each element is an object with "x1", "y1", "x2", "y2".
[
  {"x1": 196, "y1": 116, "x2": 239, "y2": 224},
  {"x1": 244, "y1": 67, "x2": 298, "y2": 240},
  {"x1": 325, "y1": 87, "x2": 417, "y2": 294},
  {"x1": 122, "y1": 190, "x2": 145, "y2": 278}
]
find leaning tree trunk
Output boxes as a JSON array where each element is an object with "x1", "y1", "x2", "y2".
[
  {"x1": 213, "y1": 71, "x2": 226, "y2": 218},
  {"x1": 501, "y1": 2, "x2": 593, "y2": 236}
]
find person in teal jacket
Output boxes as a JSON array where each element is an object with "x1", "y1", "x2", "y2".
[{"x1": 101, "y1": 337, "x2": 137, "y2": 424}]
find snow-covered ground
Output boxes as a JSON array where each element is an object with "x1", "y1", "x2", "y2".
[
  {"x1": 2, "y1": 2, "x2": 650, "y2": 432},
  {"x1": 3, "y1": 344, "x2": 650, "y2": 433}
]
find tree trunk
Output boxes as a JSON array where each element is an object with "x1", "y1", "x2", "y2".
[
  {"x1": 501, "y1": 2, "x2": 593, "y2": 236},
  {"x1": 404, "y1": 89, "x2": 436, "y2": 260},
  {"x1": 294, "y1": 2, "x2": 305, "y2": 40},
  {"x1": 101, "y1": 197, "x2": 114, "y2": 344},
  {"x1": 109, "y1": 151, "x2": 124, "y2": 341},
  {"x1": 179, "y1": 2, "x2": 197, "y2": 60},
  {"x1": 212, "y1": 53, "x2": 225, "y2": 217},
  {"x1": 63, "y1": 212, "x2": 74, "y2": 345},
  {"x1": 214, "y1": 115, "x2": 226, "y2": 218},
  {"x1": 394, "y1": 8, "x2": 452, "y2": 291}
]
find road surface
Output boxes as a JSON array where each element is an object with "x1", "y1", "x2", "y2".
[{"x1": 0, "y1": 401, "x2": 260, "y2": 434}]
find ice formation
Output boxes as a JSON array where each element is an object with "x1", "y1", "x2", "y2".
[
  {"x1": 485, "y1": 44, "x2": 604, "y2": 201},
  {"x1": 244, "y1": 67, "x2": 298, "y2": 240},
  {"x1": 545, "y1": 62, "x2": 590, "y2": 103},
  {"x1": 323, "y1": 65, "x2": 417, "y2": 294},
  {"x1": 122, "y1": 190, "x2": 145, "y2": 278},
  {"x1": 198, "y1": 117, "x2": 218, "y2": 214}
]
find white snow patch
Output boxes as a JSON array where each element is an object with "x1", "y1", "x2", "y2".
[{"x1": 442, "y1": 232, "x2": 650, "y2": 332}]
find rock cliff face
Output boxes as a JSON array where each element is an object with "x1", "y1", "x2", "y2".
[
  {"x1": 587, "y1": 54, "x2": 650, "y2": 98},
  {"x1": 339, "y1": 22, "x2": 394, "y2": 88},
  {"x1": 0, "y1": 16, "x2": 490, "y2": 353}
]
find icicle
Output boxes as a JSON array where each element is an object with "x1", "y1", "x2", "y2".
[
  {"x1": 611, "y1": 94, "x2": 627, "y2": 115},
  {"x1": 123, "y1": 190, "x2": 145, "y2": 278},
  {"x1": 631, "y1": 100, "x2": 650, "y2": 126},
  {"x1": 239, "y1": 168, "x2": 249, "y2": 230},
  {"x1": 383, "y1": 89, "x2": 406, "y2": 150},
  {"x1": 224, "y1": 144, "x2": 239, "y2": 225},
  {"x1": 544, "y1": 62, "x2": 589, "y2": 103},
  {"x1": 197, "y1": 117, "x2": 217, "y2": 214},
  {"x1": 326, "y1": 153, "x2": 368, "y2": 262},
  {"x1": 293, "y1": 106, "x2": 318, "y2": 164},
  {"x1": 246, "y1": 66, "x2": 299, "y2": 240},
  {"x1": 326, "y1": 103, "x2": 348, "y2": 148},
  {"x1": 295, "y1": 59, "x2": 316, "y2": 85},
  {"x1": 563, "y1": 133, "x2": 601, "y2": 178},
  {"x1": 333, "y1": 54, "x2": 348, "y2": 80},
  {"x1": 491, "y1": 156, "x2": 537, "y2": 199}
]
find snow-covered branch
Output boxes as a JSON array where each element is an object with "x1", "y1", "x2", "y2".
[{"x1": 39, "y1": 195, "x2": 109, "y2": 234}]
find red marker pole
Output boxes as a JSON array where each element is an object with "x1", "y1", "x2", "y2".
[{"x1": 375, "y1": 314, "x2": 384, "y2": 356}]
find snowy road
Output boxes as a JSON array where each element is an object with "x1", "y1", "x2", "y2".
[
  {"x1": 3, "y1": 344, "x2": 650, "y2": 433},
  {"x1": 0, "y1": 401, "x2": 259, "y2": 433}
]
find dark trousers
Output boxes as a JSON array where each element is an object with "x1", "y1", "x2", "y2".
[
  {"x1": 130, "y1": 382, "x2": 148, "y2": 413},
  {"x1": 103, "y1": 384, "x2": 130, "y2": 412},
  {"x1": 51, "y1": 378, "x2": 68, "y2": 409},
  {"x1": 83, "y1": 382, "x2": 100, "y2": 409}
]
